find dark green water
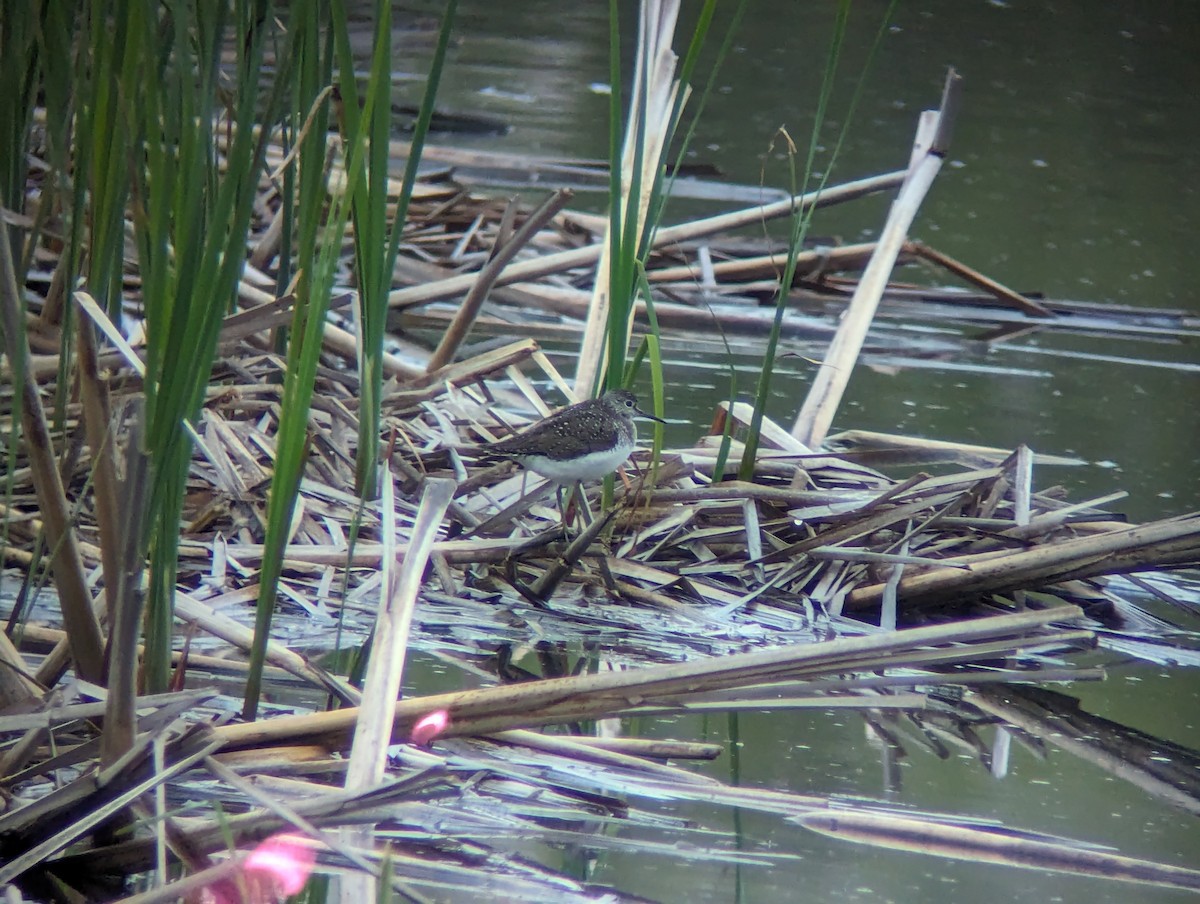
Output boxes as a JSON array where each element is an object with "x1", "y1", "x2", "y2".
[{"x1": 389, "y1": 3, "x2": 1200, "y2": 901}]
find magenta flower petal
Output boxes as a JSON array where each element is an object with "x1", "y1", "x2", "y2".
[
  {"x1": 244, "y1": 832, "x2": 316, "y2": 896},
  {"x1": 411, "y1": 709, "x2": 451, "y2": 745}
]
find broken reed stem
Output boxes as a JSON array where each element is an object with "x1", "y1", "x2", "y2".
[
  {"x1": 387, "y1": 169, "x2": 907, "y2": 311},
  {"x1": 0, "y1": 192, "x2": 105, "y2": 686},
  {"x1": 75, "y1": 321, "x2": 123, "y2": 621},
  {"x1": 426, "y1": 188, "x2": 573, "y2": 372},
  {"x1": 793, "y1": 69, "x2": 962, "y2": 448},
  {"x1": 101, "y1": 406, "x2": 150, "y2": 768},
  {"x1": 214, "y1": 606, "x2": 1084, "y2": 751},
  {"x1": 345, "y1": 475, "x2": 455, "y2": 788},
  {"x1": 846, "y1": 515, "x2": 1200, "y2": 610}
]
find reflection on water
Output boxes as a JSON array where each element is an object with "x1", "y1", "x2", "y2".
[{"x1": 385, "y1": 2, "x2": 1200, "y2": 901}]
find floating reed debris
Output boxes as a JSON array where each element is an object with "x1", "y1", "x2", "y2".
[{"x1": 3, "y1": 324, "x2": 1197, "y2": 895}]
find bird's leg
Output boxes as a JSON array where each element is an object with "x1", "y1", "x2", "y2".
[
  {"x1": 573, "y1": 481, "x2": 596, "y2": 527},
  {"x1": 556, "y1": 481, "x2": 594, "y2": 533},
  {"x1": 554, "y1": 483, "x2": 567, "y2": 529}
]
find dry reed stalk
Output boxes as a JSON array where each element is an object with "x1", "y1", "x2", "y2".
[
  {"x1": 384, "y1": 170, "x2": 907, "y2": 311},
  {"x1": 646, "y1": 241, "x2": 883, "y2": 284},
  {"x1": 1000, "y1": 491, "x2": 1130, "y2": 540},
  {"x1": 214, "y1": 606, "x2": 1084, "y2": 751},
  {"x1": 423, "y1": 281, "x2": 853, "y2": 344},
  {"x1": 793, "y1": 69, "x2": 963, "y2": 447},
  {"x1": 222, "y1": 536, "x2": 528, "y2": 567},
  {"x1": 826, "y1": 428, "x2": 1087, "y2": 468},
  {"x1": 487, "y1": 729, "x2": 721, "y2": 781},
  {"x1": 426, "y1": 188, "x2": 573, "y2": 372},
  {"x1": 10, "y1": 624, "x2": 294, "y2": 681},
  {"x1": 412, "y1": 337, "x2": 541, "y2": 390},
  {"x1": 0, "y1": 196, "x2": 105, "y2": 685},
  {"x1": 492, "y1": 732, "x2": 723, "y2": 761},
  {"x1": 172, "y1": 591, "x2": 357, "y2": 700},
  {"x1": 575, "y1": 0, "x2": 682, "y2": 394}
]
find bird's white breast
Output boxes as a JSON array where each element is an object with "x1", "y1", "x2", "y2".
[{"x1": 519, "y1": 442, "x2": 634, "y2": 483}]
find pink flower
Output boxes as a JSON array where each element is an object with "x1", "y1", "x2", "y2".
[
  {"x1": 411, "y1": 709, "x2": 451, "y2": 745},
  {"x1": 243, "y1": 833, "x2": 316, "y2": 897}
]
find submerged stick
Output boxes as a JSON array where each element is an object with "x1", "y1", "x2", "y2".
[
  {"x1": 907, "y1": 240, "x2": 1054, "y2": 317},
  {"x1": 799, "y1": 809, "x2": 1200, "y2": 892}
]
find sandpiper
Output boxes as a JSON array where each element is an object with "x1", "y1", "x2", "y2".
[{"x1": 490, "y1": 389, "x2": 664, "y2": 485}]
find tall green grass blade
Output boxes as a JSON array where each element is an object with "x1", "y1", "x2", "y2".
[
  {"x1": 0, "y1": 0, "x2": 91, "y2": 624},
  {"x1": 297, "y1": 3, "x2": 454, "y2": 709},
  {"x1": 601, "y1": 0, "x2": 626, "y2": 397},
  {"x1": 87, "y1": 0, "x2": 137, "y2": 320},
  {"x1": 0, "y1": 2, "x2": 38, "y2": 257},
  {"x1": 245, "y1": 2, "x2": 343, "y2": 718},
  {"x1": 330, "y1": 0, "x2": 392, "y2": 500},
  {"x1": 609, "y1": 62, "x2": 648, "y2": 392},
  {"x1": 382, "y1": 3, "x2": 456, "y2": 289},
  {"x1": 331, "y1": 0, "x2": 456, "y2": 499},
  {"x1": 38, "y1": 1, "x2": 88, "y2": 425},
  {"x1": 0, "y1": 1, "x2": 39, "y2": 597},
  {"x1": 249, "y1": 0, "x2": 456, "y2": 717},
  {"x1": 627, "y1": 265, "x2": 665, "y2": 459},
  {"x1": 599, "y1": 0, "x2": 659, "y2": 400},
  {"x1": 597, "y1": 1, "x2": 742, "y2": 411},
  {"x1": 126, "y1": 1, "x2": 292, "y2": 691}
]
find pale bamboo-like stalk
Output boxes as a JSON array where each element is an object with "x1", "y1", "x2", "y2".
[
  {"x1": 792, "y1": 69, "x2": 963, "y2": 447},
  {"x1": 576, "y1": 0, "x2": 681, "y2": 395},
  {"x1": 340, "y1": 474, "x2": 455, "y2": 901}
]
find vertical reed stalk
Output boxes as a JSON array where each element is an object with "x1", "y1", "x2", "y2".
[
  {"x1": 244, "y1": 0, "x2": 340, "y2": 719},
  {"x1": 334, "y1": 0, "x2": 456, "y2": 500}
]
